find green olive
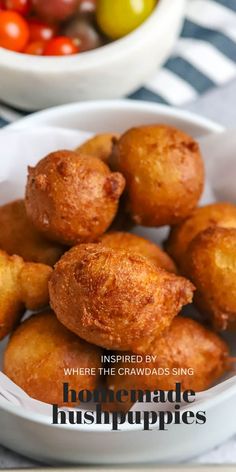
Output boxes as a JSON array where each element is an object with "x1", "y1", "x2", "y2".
[{"x1": 96, "y1": 0, "x2": 157, "y2": 40}]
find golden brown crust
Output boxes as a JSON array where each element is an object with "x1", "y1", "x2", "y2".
[
  {"x1": 76, "y1": 133, "x2": 120, "y2": 164},
  {"x1": 3, "y1": 311, "x2": 102, "y2": 405},
  {"x1": 166, "y1": 202, "x2": 236, "y2": 268},
  {"x1": 25, "y1": 150, "x2": 125, "y2": 245},
  {"x1": 185, "y1": 227, "x2": 236, "y2": 330},
  {"x1": 49, "y1": 244, "x2": 194, "y2": 353},
  {"x1": 0, "y1": 250, "x2": 52, "y2": 340},
  {"x1": 100, "y1": 231, "x2": 177, "y2": 273},
  {"x1": 0, "y1": 199, "x2": 64, "y2": 265},
  {"x1": 19, "y1": 263, "x2": 52, "y2": 310},
  {"x1": 111, "y1": 124, "x2": 204, "y2": 226},
  {"x1": 105, "y1": 317, "x2": 229, "y2": 411}
]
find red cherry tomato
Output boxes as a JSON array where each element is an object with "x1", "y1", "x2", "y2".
[
  {"x1": 32, "y1": 0, "x2": 79, "y2": 22},
  {"x1": 0, "y1": 11, "x2": 29, "y2": 51},
  {"x1": 44, "y1": 36, "x2": 79, "y2": 55},
  {"x1": 24, "y1": 40, "x2": 45, "y2": 54},
  {"x1": 63, "y1": 14, "x2": 102, "y2": 52},
  {"x1": 5, "y1": 0, "x2": 31, "y2": 15},
  {"x1": 28, "y1": 19, "x2": 57, "y2": 42}
]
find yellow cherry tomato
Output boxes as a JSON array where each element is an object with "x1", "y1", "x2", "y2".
[{"x1": 96, "y1": 0, "x2": 157, "y2": 40}]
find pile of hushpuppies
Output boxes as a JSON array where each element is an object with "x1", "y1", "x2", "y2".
[{"x1": 1, "y1": 124, "x2": 235, "y2": 411}]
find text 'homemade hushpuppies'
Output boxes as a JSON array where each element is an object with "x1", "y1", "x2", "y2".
[
  {"x1": 49, "y1": 244, "x2": 194, "y2": 353},
  {"x1": 76, "y1": 133, "x2": 120, "y2": 164},
  {"x1": 3, "y1": 311, "x2": 102, "y2": 405},
  {"x1": 0, "y1": 199, "x2": 64, "y2": 265},
  {"x1": 166, "y1": 202, "x2": 236, "y2": 268},
  {"x1": 110, "y1": 125, "x2": 204, "y2": 226},
  {"x1": 100, "y1": 231, "x2": 177, "y2": 273},
  {"x1": 0, "y1": 250, "x2": 52, "y2": 340},
  {"x1": 105, "y1": 317, "x2": 229, "y2": 412},
  {"x1": 25, "y1": 150, "x2": 125, "y2": 246},
  {"x1": 185, "y1": 227, "x2": 236, "y2": 331}
]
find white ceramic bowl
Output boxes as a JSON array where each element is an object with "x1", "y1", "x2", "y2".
[
  {"x1": 0, "y1": 0, "x2": 186, "y2": 111},
  {"x1": 0, "y1": 100, "x2": 235, "y2": 466}
]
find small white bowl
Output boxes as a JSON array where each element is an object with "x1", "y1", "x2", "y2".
[
  {"x1": 0, "y1": 0, "x2": 186, "y2": 110},
  {"x1": 0, "y1": 100, "x2": 235, "y2": 465}
]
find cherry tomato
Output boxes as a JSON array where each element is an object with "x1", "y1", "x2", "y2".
[
  {"x1": 32, "y1": 0, "x2": 79, "y2": 22},
  {"x1": 28, "y1": 19, "x2": 57, "y2": 42},
  {"x1": 44, "y1": 36, "x2": 79, "y2": 55},
  {"x1": 96, "y1": 0, "x2": 156, "y2": 40},
  {"x1": 0, "y1": 11, "x2": 29, "y2": 51},
  {"x1": 5, "y1": 0, "x2": 31, "y2": 16},
  {"x1": 63, "y1": 14, "x2": 102, "y2": 52},
  {"x1": 24, "y1": 40, "x2": 45, "y2": 54}
]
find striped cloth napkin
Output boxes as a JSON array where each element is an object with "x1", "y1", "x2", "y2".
[
  {"x1": 131, "y1": 0, "x2": 236, "y2": 105},
  {"x1": 0, "y1": 0, "x2": 235, "y2": 126}
]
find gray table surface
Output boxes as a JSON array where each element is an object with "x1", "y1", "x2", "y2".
[{"x1": 1, "y1": 79, "x2": 236, "y2": 468}]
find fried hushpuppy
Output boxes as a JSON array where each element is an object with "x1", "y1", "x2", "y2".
[
  {"x1": 0, "y1": 199, "x2": 64, "y2": 265},
  {"x1": 76, "y1": 133, "x2": 120, "y2": 164},
  {"x1": 166, "y1": 202, "x2": 236, "y2": 267},
  {"x1": 25, "y1": 150, "x2": 125, "y2": 246},
  {"x1": 49, "y1": 244, "x2": 194, "y2": 353},
  {"x1": 111, "y1": 125, "x2": 204, "y2": 226},
  {"x1": 3, "y1": 311, "x2": 102, "y2": 405},
  {"x1": 105, "y1": 317, "x2": 229, "y2": 412},
  {"x1": 0, "y1": 250, "x2": 52, "y2": 340},
  {"x1": 185, "y1": 227, "x2": 236, "y2": 330},
  {"x1": 100, "y1": 232, "x2": 177, "y2": 273}
]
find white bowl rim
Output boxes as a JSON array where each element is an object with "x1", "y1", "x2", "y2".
[
  {"x1": 0, "y1": 0, "x2": 183, "y2": 71},
  {"x1": 7, "y1": 98, "x2": 223, "y2": 133},
  {"x1": 2, "y1": 98, "x2": 234, "y2": 433}
]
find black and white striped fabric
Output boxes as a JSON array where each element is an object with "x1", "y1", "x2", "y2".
[
  {"x1": 0, "y1": 0, "x2": 236, "y2": 127},
  {"x1": 131, "y1": 0, "x2": 236, "y2": 105}
]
